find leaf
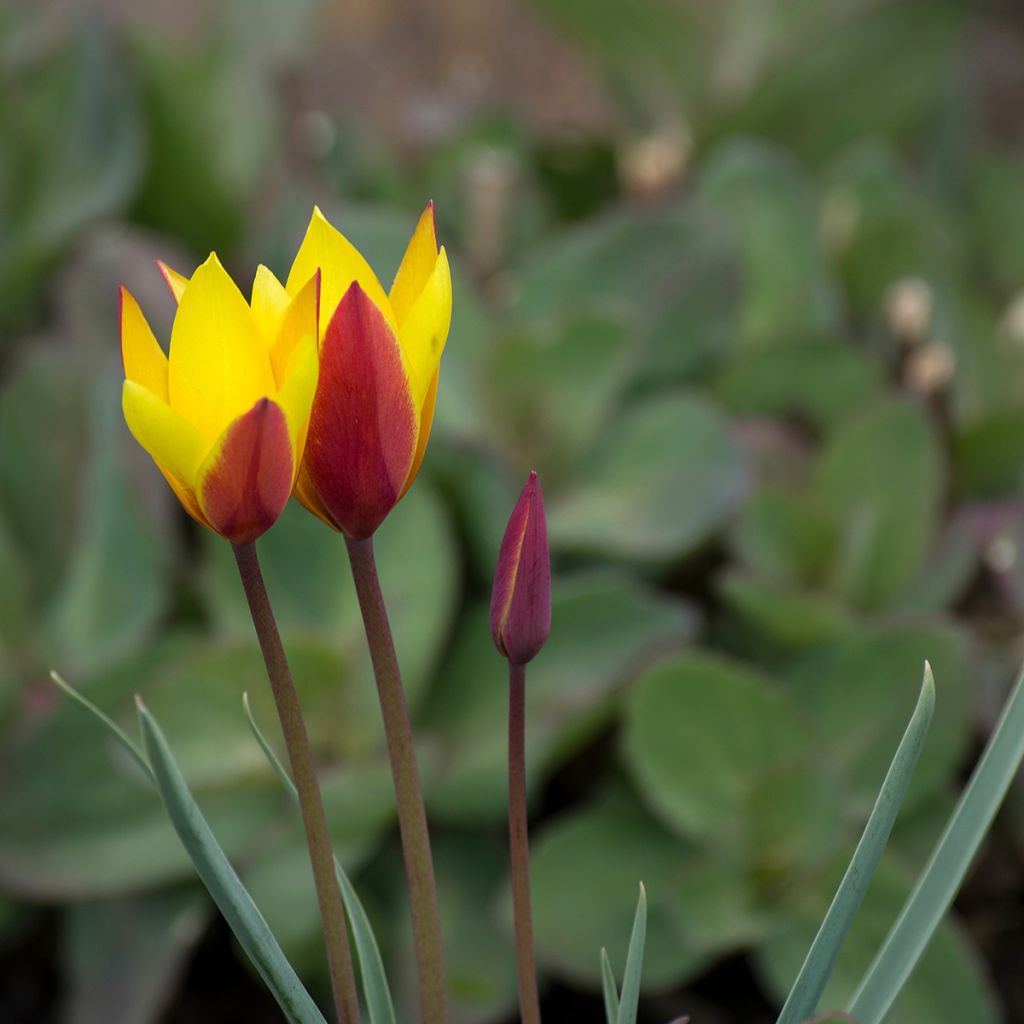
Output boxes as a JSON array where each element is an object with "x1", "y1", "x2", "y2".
[
  {"x1": 137, "y1": 700, "x2": 327, "y2": 1024},
  {"x1": 243, "y1": 694, "x2": 397, "y2": 1024},
  {"x1": 814, "y1": 398, "x2": 944, "y2": 610},
  {"x1": 756, "y1": 857, "x2": 999, "y2": 1024},
  {"x1": 847, "y1": 658, "x2": 1024, "y2": 1024},
  {"x1": 775, "y1": 665, "x2": 934, "y2": 1024},
  {"x1": 422, "y1": 572, "x2": 697, "y2": 822},
  {"x1": 548, "y1": 395, "x2": 751, "y2": 563},
  {"x1": 600, "y1": 948, "x2": 619, "y2": 1024},
  {"x1": 62, "y1": 889, "x2": 208, "y2": 1024},
  {"x1": 623, "y1": 652, "x2": 809, "y2": 843},
  {"x1": 616, "y1": 883, "x2": 647, "y2": 1024}
]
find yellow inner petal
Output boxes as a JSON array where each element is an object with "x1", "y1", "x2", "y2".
[
  {"x1": 122, "y1": 380, "x2": 208, "y2": 489},
  {"x1": 121, "y1": 287, "x2": 168, "y2": 401},
  {"x1": 274, "y1": 334, "x2": 319, "y2": 484},
  {"x1": 397, "y1": 247, "x2": 451, "y2": 410},
  {"x1": 269, "y1": 271, "x2": 319, "y2": 386},
  {"x1": 167, "y1": 253, "x2": 276, "y2": 444},
  {"x1": 390, "y1": 202, "x2": 439, "y2": 325},
  {"x1": 285, "y1": 206, "x2": 395, "y2": 335},
  {"x1": 251, "y1": 264, "x2": 290, "y2": 350}
]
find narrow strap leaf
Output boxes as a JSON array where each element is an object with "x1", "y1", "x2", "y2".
[
  {"x1": 50, "y1": 671, "x2": 152, "y2": 781},
  {"x1": 600, "y1": 947, "x2": 620, "y2": 1024},
  {"x1": 244, "y1": 693, "x2": 397, "y2": 1024},
  {"x1": 847, "y1": 657, "x2": 1024, "y2": 1024},
  {"x1": 775, "y1": 663, "x2": 935, "y2": 1024},
  {"x1": 137, "y1": 699, "x2": 327, "y2": 1024},
  {"x1": 616, "y1": 882, "x2": 647, "y2": 1024}
]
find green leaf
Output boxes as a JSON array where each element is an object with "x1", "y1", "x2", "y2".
[
  {"x1": 137, "y1": 700, "x2": 327, "y2": 1024},
  {"x1": 623, "y1": 652, "x2": 809, "y2": 842},
  {"x1": 775, "y1": 665, "x2": 934, "y2": 1024},
  {"x1": 616, "y1": 883, "x2": 647, "y2": 1024},
  {"x1": 423, "y1": 572, "x2": 697, "y2": 822},
  {"x1": 243, "y1": 694, "x2": 396, "y2": 1024},
  {"x1": 62, "y1": 889, "x2": 208, "y2": 1024},
  {"x1": 814, "y1": 398, "x2": 943, "y2": 609},
  {"x1": 756, "y1": 857, "x2": 999, "y2": 1024},
  {"x1": 548, "y1": 395, "x2": 750, "y2": 563},
  {"x1": 786, "y1": 626, "x2": 971, "y2": 817},
  {"x1": 600, "y1": 948, "x2": 619, "y2": 1024},
  {"x1": 847, "y1": 658, "x2": 1024, "y2": 1024}
]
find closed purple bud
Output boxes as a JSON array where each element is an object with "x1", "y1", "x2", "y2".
[{"x1": 490, "y1": 471, "x2": 551, "y2": 665}]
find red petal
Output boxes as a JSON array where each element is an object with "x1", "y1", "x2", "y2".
[
  {"x1": 198, "y1": 398, "x2": 294, "y2": 543},
  {"x1": 490, "y1": 472, "x2": 551, "y2": 664},
  {"x1": 303, "y1": 282, "x2": 418, "y2": 538}
]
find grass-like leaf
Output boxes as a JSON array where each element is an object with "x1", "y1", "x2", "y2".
[
  {"x1": 50, "y1": 671, "x2": 152, "y2": 781},
  {"x1": 847, "y1": 658, "x2": 1024, "y2": 1024},
  {"x1": 616, "y1": 882, "x2": 647, "y2": 1024},
  {"x1": 137, "y1": 699, "x2": 327, "y2": 1024},
  {"x1": 243, "y1": 693, "x2": 397, "y2": 1024},
  {"x1": 775, "y1": 663, "x2": 935, "y2": 1024},
  {"x1": 600, "y1": 946, "x2": 619, "y2": 1024}
]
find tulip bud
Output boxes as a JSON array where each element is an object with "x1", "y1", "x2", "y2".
[{"x1": 490, "y1": 472, "x2": 551, "y2": 665}]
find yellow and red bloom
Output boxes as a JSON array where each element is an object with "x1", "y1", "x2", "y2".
[
  {"x1": 120, "y1": 254, "x2": 320, "y2": 543},
  {"x1": 284, "y1": 203, "x2": 452, "y2": 539}
]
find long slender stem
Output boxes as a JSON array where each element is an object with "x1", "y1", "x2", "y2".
[
  {"x1": 344, "y1": 535, "x2": 447, "y2": 1024},
  {"x1": 508, "y1": 661, "x2": 542, "y2": 1024},
  {"x1": 233, "y1": 542, "x2": 361, "y2": 1024}
]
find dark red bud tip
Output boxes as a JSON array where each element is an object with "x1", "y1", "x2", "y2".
[{"x1": 490, "y1": 471, "x2": 551, "y2": 665}]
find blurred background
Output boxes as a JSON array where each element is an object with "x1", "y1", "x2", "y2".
[{"x1": 3, "y1": 0, "x2": 1024, "y2": 1021}]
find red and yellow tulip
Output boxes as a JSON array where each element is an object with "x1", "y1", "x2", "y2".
[
  {"x1": 120, "y1": 255, "x2": 320, "y2": 543},
  {"x1": 285, "y1": 203, "x2": 452, "y2": 539}
]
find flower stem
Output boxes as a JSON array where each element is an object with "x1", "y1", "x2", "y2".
[
  {"x1": 344, "y1": 535, "x2": 448, "y2": 1024},
  {"x1": 232, "y1": 541, "x2": 361, "y2": 1024},
  {"x1": 508, "y1": 660, "x2": 542, "y2": 1024}
]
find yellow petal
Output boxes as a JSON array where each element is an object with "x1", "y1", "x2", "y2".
[
  {"x1": 274, "y1": 333, "x2": 319, "y2": 483},
  {"x1": 389, "y1": 201, "x2": 438, "y2": 326},
  {"x1": 285, "y1": 206, "x2": 395, "y2": 334},
  {"x1": 122, "y1": 380, "x2": 207, "y2": 489},
  {"x1": 167, "y1": 253, "x2": 275, "y2": 443},
  {"x1": 251, "y1": 264, "x2": 290, "y2": 349},
  {"x1": 397, "y1": 247, "x2": 451, "y2": 409},
  {"x1": 157, "y1": 261, "x2": 189, "y2": 304},
  {"x1": 400, "y1": 368, "x2": 439, "y2": 498},
  {"x1": 269, "y1": 270, "x2": 319, "y2": 386},
  {"x1": 120, "y1": 286, "x2": 168, "y2": 402}
]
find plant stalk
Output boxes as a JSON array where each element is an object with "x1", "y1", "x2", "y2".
[
  {"x1": 232, "y1": 541, "x2": 361, "y2": 1024},
  {"x1": 344, "y1": 535, "x2": 447, "y2": 1024},
  {"x1": 508, "y1": 661, "x2": 542, "y2": 1024}
]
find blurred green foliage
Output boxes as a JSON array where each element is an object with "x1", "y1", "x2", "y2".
[{"x1": 2, "y1": 1, "x2": 1024, "y2": 1022}]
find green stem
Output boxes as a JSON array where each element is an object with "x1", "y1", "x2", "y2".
[
  {"x1": 508, "y1": 661, "x2": 542, "y2": 1024},
  {"x1": 344, "y1": 535, "x2": 448, "y2": 1024},
  {"x1": 233, "y1": 542, "x2": 361, "y2": 1024}
]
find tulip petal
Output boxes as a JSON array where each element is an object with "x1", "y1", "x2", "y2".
[
  {"x1": 397, "y1": 247, "x2": 451, "y2": 409},
  {"x1": 197, "y1": 398, "x2": 294, "y2": 544},
  {"x1": 275, "y1": 333, "x2": 319, "y2": 483},
  {"x1": 389, "y1": 201, "x2": 438, "y2": 325},
  {"x1": 490, "y1": 472, "x2": 551, "y2": 665},
  {"x1": 285, "y1": 206, "x2": 395, "y2": 334},
  {"x1": 251, "y1": 264, "x2": 290, "y2": 349},
  {"x1": 400, "y1": 368, "x2": 438, "y2": 498},
  {"x1": 167, "y1": 253, "x2": 275, "y2": 444},
  {"x1": 269, "y1": 270, "x2": 320, "y2": 386},
  {"x1": 157, "y1": 261, "x2": 189, "y2": 304},
  {"x1": 122, "y1": 380, "x2": 206, "y2": 489},
  {"x1": 120, "y1": 286, "x2": 168, "y2": 402},
  {"x1": 301, "y1": 282, "x2": 418, "y2": 538}
]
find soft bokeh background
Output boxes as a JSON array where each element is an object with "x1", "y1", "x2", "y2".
[{"x1": 3, "y1": 1, "x2": 1024, "y2": 1021}]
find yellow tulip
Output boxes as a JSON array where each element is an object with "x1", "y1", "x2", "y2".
[
  {"x1": 285, "y1": 203, "x2": 452, "y2": 539},
  {"x1": 120, "y1": 254, "x2": 320, "y2": 543}
]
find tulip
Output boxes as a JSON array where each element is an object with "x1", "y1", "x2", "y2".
[
  {"x1": 120, "y1": 254, "x2": 320, "y2": 543},
  {"x1": 285, "y1": 203, "x2": 452, "y2": 539},
  {"x1": 490, "y1": 471, "x2": 551, "y2": 666}
]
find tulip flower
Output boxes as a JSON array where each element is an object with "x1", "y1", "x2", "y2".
[
  {"x1": 491, "y1": 471, "x2": 551, "y2": 666},
  {"x1": 120, "y1": 254, "x2": 320, "y2": 543},
  {"x1": 284, "y1": 203, "x2": 452, "y2": 539}
]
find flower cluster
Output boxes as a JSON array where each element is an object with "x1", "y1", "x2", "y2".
[{"x1": 120, "y1": 203, "x2": 451, "y2": 543}]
